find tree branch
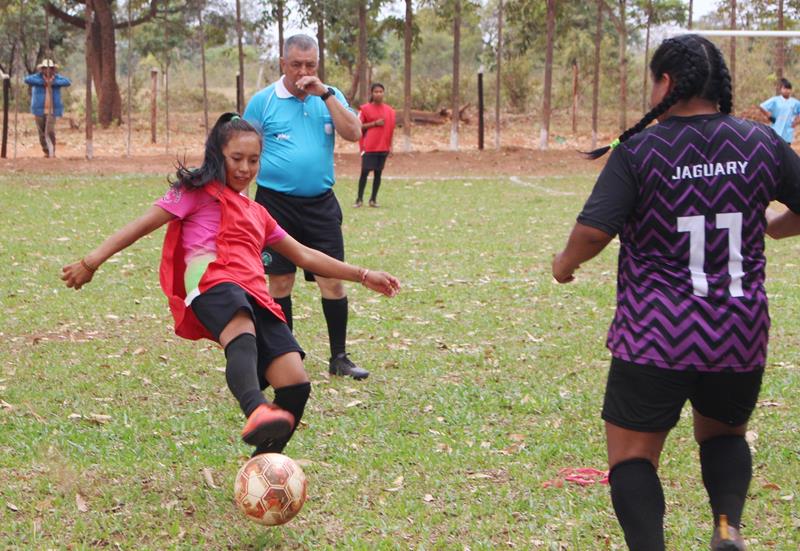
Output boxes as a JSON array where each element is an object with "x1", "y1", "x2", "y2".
[{"x1": 45, "y1": 1, "x2": 88, "y2": 28}]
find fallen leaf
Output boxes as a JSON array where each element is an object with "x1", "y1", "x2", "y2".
[
  {"x1": 6, "y1": 502, "x2": 19, "y2": 512},
  {"x1": 422, "y1": 494, "x2": 435, "y2": 502},
  {"x1": 201, "y1": 468, "x2": 217, "y2": 489},
  {"x1": 132, "y1": 347, "x2": 146, "y2": 356},
  {"x1": 0, "y1": 400, "x2": 13, "y2": 410},
  {"x1": 345, "y1": 400, "x2": 363, "y2": 408},
  {"x1": 763, "y1": 482, "x2": 781, "y2": 491},
  {"x1": 780, "y1": 494, "x2": 794, "y2": 501},
  {"x1": 75, "y1": 493, "x2": 89, "y2": 512},
  {"x1": 385, "y1": 475, "x2": 404, "y2": 492},
  {"x1": 87, "y1": 414, "x2": 112, "y2": 425},
  {"x1": 294, "y1": 458, "x2": 314, "y2": 468}
]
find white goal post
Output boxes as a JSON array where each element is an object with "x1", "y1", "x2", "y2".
[{"x1": 677, "y1": 29, "x2": 800, "y2": 38}]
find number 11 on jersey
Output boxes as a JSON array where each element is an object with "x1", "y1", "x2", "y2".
[{"x1": 677, "y1": 212, "x2": 744, "y2": 298}]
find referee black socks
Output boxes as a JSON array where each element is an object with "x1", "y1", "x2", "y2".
[
  {"x1": 700, "y1": 434, "x2": 751, "y2": 529},
  {"x1": 224, "y1": 333, "x2": 267, "y2": 418},
  {"x1": 609, "y1": 458, "x2": 666, "y2": 551},
  {"x1": 322, "y1": 296, "x2": 348, "y2": 358},
  {"x1": 274, "y1": 295, "x2": 293, "y2": 331}
]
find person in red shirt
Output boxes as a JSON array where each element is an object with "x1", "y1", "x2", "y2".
[
  {"x1": 356, "y1": 83, "x2": 396, "y2": 207},
  {"x1": 61, "y1": 113, "x2": 400, "y2": 457}
]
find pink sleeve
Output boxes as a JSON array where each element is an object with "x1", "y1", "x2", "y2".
[
  {"x1": 264, "y1": 223, "x2": 288, "y2": 246},
  {"x1": 155, "y1": 187, "x2": 204, "y2": 219}
]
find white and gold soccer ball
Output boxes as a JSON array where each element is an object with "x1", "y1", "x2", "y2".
[{"x1": 233, "y1": 453, "x2": 307, "y2": 526}]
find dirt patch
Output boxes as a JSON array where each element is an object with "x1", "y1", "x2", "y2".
[{"x1": 0, "y1": 111, "x2": 606, "y2": 179}]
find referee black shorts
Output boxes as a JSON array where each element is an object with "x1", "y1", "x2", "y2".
[
  {"x1": 601, "y1": 356, "x2": 763, "y2": 432},
  {"x1": 191, "y1": 283, "x2": 305, "y2": 389},
  {"x1": 255, "y1": 187, "x2": 344, "y2": 282}
]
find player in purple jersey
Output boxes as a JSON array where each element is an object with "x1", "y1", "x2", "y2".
[{"x1": 553, "y1": 35, "x2": 800, "y2": 551}]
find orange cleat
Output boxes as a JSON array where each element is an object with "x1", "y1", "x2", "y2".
[
  {"x1": 241, "y1": 403, "x2": 295, "y2": 446},
  {"x1": 711, "y1": 515, "x2": 745, "y2": 551}
]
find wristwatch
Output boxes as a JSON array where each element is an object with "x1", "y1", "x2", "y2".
[{"x1": 320, "y1": 87, "x2": 335, "y2": 101}]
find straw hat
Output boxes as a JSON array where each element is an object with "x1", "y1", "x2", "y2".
[{"x1": 37, "y1": 59, "x2": 58, "y2": 69}]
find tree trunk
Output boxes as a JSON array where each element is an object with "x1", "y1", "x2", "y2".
[
  {"x1": 729, "y1": 0, "x2": 735, "y2": 106},
  {"x1": 688, "y1": 0, "x2": 693, "y2": 29},
  {"x1": 357, "y1": 1, "x2": 368, "y2": 106},
  {"x1": 539, "y1": 0, "x2": 555, "y2": 150},
  {"x1": 403, "y1": 0, "x2": 412, "y2": 151},
  {"x1": 199, "y1": 6, "x2": 209, "y2": 135},
  {"x1": 617, "y1": 0, "x2": 628, "y2": 131},
  {"x1": 495, "y1": 0, "x2": 503, "y2": 149},
  {"x1": 591, "y1": 0, "x2": 602, "y2": 149},
  {"x1": 450, "y1": 0, "x2": 461, "y2": 151},
  {"x1": 776, "y1": 0, "x2": 784, "y2": 89},
  {"x1": 642, "y1": 0, "x2": 652, "y2": 113},
  {"x1": 235, "y1": 0, "x2": 245, "y2": 110},
  {"x1": 94, "y1": 0, "x2": 122, "y2": 127},
  {"x1": 316, "y1": 9, "x2": 326, "y2": 82},
  {"x1": 277, "y1": 0, "x2": 285, "y2": 58},
  {"x1": 571, "y1": 60, "x2": 578, "y2": 134}
]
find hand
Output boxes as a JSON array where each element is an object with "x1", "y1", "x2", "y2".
[
  {"x1": 552, "y1": 252, "x2": 576, "y2": 284},
  {"x1": 363, "y1": 270, "x2": 401, "y2": 297},
  {"x1": 374, "y1": 119, "x2": 385, "y2": 127},
  {"x1": 61, "y1": 259, "x2": 96, "y2": 290},
  {"x1": 295, "y1": 76, "x2": 327, "y2": 97}
]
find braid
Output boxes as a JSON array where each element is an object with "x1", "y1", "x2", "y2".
[
  {"x1": 584, "y1": 39, "x2": 704, "y2": 160},
  {"x1": 713, "y1": 46, "x2": 733, "y2": 114}
]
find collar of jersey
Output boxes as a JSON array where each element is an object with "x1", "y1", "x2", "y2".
[{"x1": 275, "y1": 76, "x2": 296, "y2": 99}]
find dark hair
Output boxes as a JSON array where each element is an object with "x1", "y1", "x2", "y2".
[
  {"x1": 780, "y1": 78, "x2": 792, "y2": 90},
  {"x1": 171, "y1": 112, "x2": 261, "y2": 189},
  {"x1": 585, "y1": 34, "x2": 732, "y2": 160},
  {"x1": 369, "y1": 82, "x2": 385, "y2": 103}
]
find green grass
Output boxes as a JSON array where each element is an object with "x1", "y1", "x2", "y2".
[{"x1": 1, "y1": 171, "x2": 799, "y2": 549}]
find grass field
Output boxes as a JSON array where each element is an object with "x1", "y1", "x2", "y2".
[{"x1": 1, "y1": 171, "x2": 799, "y2": 549}]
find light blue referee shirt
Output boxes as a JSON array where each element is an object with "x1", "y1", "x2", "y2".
[
  {"x1": 760, "y1": 95, "x2": 800, "y2": 143},
  {"x1": 244, "y1": 76, "x2": 353, "y2": 197}
]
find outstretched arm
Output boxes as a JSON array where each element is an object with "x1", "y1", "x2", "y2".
[
  {"x1": 552, "y1": 222, "x2": 614, "y2": 283},
  {"x1": 61, "y1": 205, "x2": 175, "y2": 290},
  {"x1": 270, "y1": 234, "x2": 400, "y2": 297}
]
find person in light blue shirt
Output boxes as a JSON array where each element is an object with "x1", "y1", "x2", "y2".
[
  {"x1": 759, "y1": 78, "x2": 800, "y2": 144},
  {"x1": 24, "y1": 59, "x2": 71, "y2": 157},
  {"x1": 244, "y1": 34, "x2": 372, "y2": 384}
]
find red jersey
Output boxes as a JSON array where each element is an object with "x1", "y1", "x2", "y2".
[
  {"x1": 159, "y1": 182, "x2": 285, "y2": 341},
  {"x1": 359, "y1": 102, "x2": 396, "y2": 152}
]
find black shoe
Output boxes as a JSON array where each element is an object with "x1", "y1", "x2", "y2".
[{"x1": 329, "y1": 353, "x2": 369, "y2": 380}]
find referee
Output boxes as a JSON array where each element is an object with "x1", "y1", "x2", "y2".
[{"x1": 244, "y1": 34, "x2": 369, "y2": 380}]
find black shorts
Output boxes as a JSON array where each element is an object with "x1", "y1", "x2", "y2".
[
  {"x1": 190, "y1": 283, "x2": 305, "y2": 389},
  {"x1": 255, "y1": 187, "x2": 344, "y2": 282},
  {"x1": 361, "y1": 151, "x2": 389, "y2": 172},
  {"x1": 602, "y1": 357, "x2": 763, "y2": 432}
]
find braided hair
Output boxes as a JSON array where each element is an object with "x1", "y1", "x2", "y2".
[
  {"x1": 171, "y1": 112, "x2": 262, "y2": 189},
  {"x1": 585, "y1": 34, "x2": 733, "y2": 160}
]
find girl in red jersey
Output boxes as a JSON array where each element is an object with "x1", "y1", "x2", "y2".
[
  {"x1": 356, "y1": 83, "x2": 396, "y2": 207},
  {"x1": 62, "y1": 113, "x2": 400, "y2": 456}
]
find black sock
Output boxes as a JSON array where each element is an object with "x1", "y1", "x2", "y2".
[
  {"x1": 321, "y1": 296, "x2": 348, "y2": 358},
  {"x1": 357, "y1": 170, "x2": 369, "y2": 202},
  {"x1": 252, "y1": 382, "x2": 312, "y2": 456},
  {"x1": 700, "y1": 435, "x2": 751, "y2": 529},
  {"x1": 609, "y1": 458, "x2": 666, "y2": 551},
  {"x1": 274, "y1": 295, "x2": 293, "y2": 332},
  {"x1": 370, "y1": 169, "x2": 383, "y2": 202},
  {"x1": 224, "y1": 333, "x2": 267, "y2": 418}
]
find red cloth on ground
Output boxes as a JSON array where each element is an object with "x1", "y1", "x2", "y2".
[
  {"x1": 358, "y1": 102, "x2": 396, "y2": 152},
  {"x1": 159, "y1": 182, "x2": 285, "y2": 341}
]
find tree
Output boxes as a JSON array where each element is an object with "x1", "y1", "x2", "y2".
[
  {"x1": 539, "y1": 0, "x2": 555, "y2": 149},
  {"x1": 450, "y1": 0, "x2": 460, "y2": 150},
  {"x1": 45, "y1": 0, "x2": 169, "y2": 128},
  {"x1": 403, "y1": 0, "x2": 413, "y2": 150}
]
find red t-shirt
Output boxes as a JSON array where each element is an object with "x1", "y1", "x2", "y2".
[
  {"x1": 160, "y1": 182, "x2": 285, "y2": 341},
  {"x1": 359, "y1": 102, "x2": 396, "y2": 153}
]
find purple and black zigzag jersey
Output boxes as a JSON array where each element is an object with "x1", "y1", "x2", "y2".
[{"x1": 579, "y1": 113, "x2": 800, "y2": 372}]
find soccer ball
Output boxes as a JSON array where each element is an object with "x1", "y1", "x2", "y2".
[{"x1": 234, "y1": 453, "x2": 307, "y2": 526}]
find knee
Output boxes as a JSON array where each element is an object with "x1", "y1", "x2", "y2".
[
  {"x1": 317, "y1": 277, "x2": 346, "y2": 299},
  {"x1": 269, "y1": 273, "x2": 295, "y2": 297}
]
